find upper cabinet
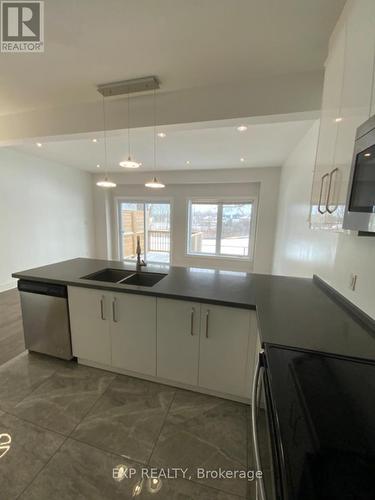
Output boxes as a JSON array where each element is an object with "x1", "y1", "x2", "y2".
[{"x1": 310, "y1": 0, "x2": 375, "y2": 231}]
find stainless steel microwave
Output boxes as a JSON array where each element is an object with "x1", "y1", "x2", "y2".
[{"x1": 343, "y1": 114, "x2": 375, "y2": 233}]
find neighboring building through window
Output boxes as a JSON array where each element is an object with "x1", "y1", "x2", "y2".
[
  {"x1": 118, "y1": 201, "x2": 171, "y2": 264},
  {"x1": 188, "y1": 200, "x2": 254, "y2": 258}
]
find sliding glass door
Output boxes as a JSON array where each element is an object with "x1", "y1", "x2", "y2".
[{"x1": 118, "y1": 201, "x2": 171, "y2": 264}]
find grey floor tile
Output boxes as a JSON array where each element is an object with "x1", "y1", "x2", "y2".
[
  {"x1": 0, "y1": 351, "x2": 64, "y2": 412},
  {"x1": 72, "y1": 375, "x2": 175, "y2": 463},
  {"x1": 138, "y1": 477, "x2": 244, "y2": 499},
  {"x1": 150, "y1": 390, "x2": 249, "y2": 498},
  {"x1": 20, "y1": 438, "x2": 142, "y2": 500},
  {"x1": 12, "y1": 363, "x2": 116, "y2": 435},
  {"x1": 0, "y1": 411, "x2": 64, "y2": 499}
]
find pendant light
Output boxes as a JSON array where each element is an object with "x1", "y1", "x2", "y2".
[
  {"x1": 119, "y1": 94, "x2": 141, "y2": 168},
  {"x1": 145, "y1": 89, "x2": 165, "y2": 189},
  {"x1": 96, "y1": 96, "x2": 116, "y2": 188}
]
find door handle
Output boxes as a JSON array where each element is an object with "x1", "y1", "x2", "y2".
[
  {"x1": 100, "y1": 296, "x2": 106, "y2": 320},
  {"x1": 251, "y1": 353, "x2": 266, "y2": 500},
  {"x1": 112, "y1": 298, "x2": 118, "y2": 323},
  {"x1": 190, "y1": 307, "x2": 195, "y2": 336},
  {"x1": 318, "y1": 173, "x2": 330, "y2": 214},
  {"x1": 205, "y1": 310, "x2": 209, "y2": 338},
  {"x1": 326, "y1": 167, "x2": 339, "y2": 214}
]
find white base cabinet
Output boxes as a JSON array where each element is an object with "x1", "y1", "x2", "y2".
[
  {"x1": 199, "y1": 304, "x2": 254, "y2": 398},
  {"x1": 156, "y1": 298, "x2": 200, "y2": 386},
  {"x1": 111, "y1": 293, "x2": 156, "y2": 376},
  {"x1": 68, "y1": 286, "x2": 156, "y2": 376},
  {"x1": 68, "y1": 287, "x2": 112, "y2": 365},
  {"x1": 68, "y1": 287, "x2": 257, "y2": 402}
]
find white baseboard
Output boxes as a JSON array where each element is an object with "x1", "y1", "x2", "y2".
[{"x1": 0, "y1": 281, "x2": 17, "y2": 293}]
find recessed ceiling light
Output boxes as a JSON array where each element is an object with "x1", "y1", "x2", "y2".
[
  {"x1": 96, "y1": 164, "x2": 100, "y2": 168},
  {"x1": 157, "y1": 132, "x2": 166, "y2": 138},
  {"x1": 92, "y1": 138, "x2": 98, "y2": 143},
  {"x1": 335, "y1": 117, "x2": 343, "y2": 123},
  {"x1": 364, "y1": 153, "x2": 371, "y2": 157},
  {"x1": 36, "y1": 142, "x2": 42, "y2": 147},
  {"x1": 237, "y1": 125, "x2": 247, "y2": 132},
  {"x1": 186, "y1": 160, "x2": 190, "y2": 165}
]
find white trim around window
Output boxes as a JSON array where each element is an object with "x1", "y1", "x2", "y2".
[{"x1": 186, "y1": 197, "x2": 257, "y2": 262}]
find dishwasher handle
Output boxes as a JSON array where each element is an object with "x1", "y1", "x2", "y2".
[{"x1": 17, "y1": 280, "x2": 67, "y2": 298}]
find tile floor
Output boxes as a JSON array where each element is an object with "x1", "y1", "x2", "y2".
[{"x1": 0, "y1": 352, "x2": 258, "y2": 499}]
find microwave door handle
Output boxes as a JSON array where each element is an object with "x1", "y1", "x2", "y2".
[
  {"x1": 318, "y1": 173, "x2": 329, "y2": 214},
  {"x1": 326, "y1": 167, "x2": 339, "y2": 214},
  {"x1": 252, "y1": 353, "x2": 267, "y2": 500}
]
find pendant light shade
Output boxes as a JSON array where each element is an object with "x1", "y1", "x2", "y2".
[
  {"x1": 96, "y1": 176, "x2": 116, "y2": 188},
  {"x1": 145, "y1": 89, "x2": 165, "y2": 189},
  {"x1": 145, "y1": 176, "x2": 165, "y2": 189},
  {"x1": 119, "y1": 156, "x2": 140, "y2": 169},
  {"x1": 120, "y1": 95, "x2": 140, "y2": 168}
]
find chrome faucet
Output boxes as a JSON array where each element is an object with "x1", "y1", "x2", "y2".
[{"x1": 136, "y1": 236, "x2": 147, "y2": 271}]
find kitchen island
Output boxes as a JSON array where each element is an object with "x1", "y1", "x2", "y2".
[{"x1": 13, "y1": 257, "x2": 375, "y2": 361}]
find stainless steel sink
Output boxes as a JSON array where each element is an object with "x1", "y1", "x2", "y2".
[
  {"x1": 81, "y1": 268, "x2": 135, "y2": 283},
  {"x1": 81, "y1": 268, "x2": 167, "y2": 287},
  {"x1": 123, "y1": 272, "x2": 166, "y2": 287}
]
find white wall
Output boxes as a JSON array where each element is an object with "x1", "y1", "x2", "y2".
[
  {"x1": 0, "y1": 148, "x2": 95, "y2": 290},
  {"x1": 273, "y1": 122, "x2": 375, "y2": 319},
  {"x1": 94, "y1": 167, "x2": 281, "y2": 274}
]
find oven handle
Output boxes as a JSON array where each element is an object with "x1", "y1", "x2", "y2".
[{"x1": 252, "y1": 352, "x2": 267, "y2": 500}]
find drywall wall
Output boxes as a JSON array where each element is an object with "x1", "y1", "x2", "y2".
[
  {"x1": 0, "y1": 148, "x2": 95, "y2": 291},
  {"x1": 93, "y1": 167, "x2": 281, "y2": 274},
  {"x1": 273, "y1": 121, "x2": 375, "y2": 319}
]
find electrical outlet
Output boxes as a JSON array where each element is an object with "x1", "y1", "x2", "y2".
[{"x1": 349, "y1": 273, "x2": 358, "y2": 291}]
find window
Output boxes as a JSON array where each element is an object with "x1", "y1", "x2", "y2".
[
  {"x1": 188, "y1": 200, "x2": 254, "y2": 258},
  {"x1": 118, "y1": 201, "x2": 171, "y2": 264}
]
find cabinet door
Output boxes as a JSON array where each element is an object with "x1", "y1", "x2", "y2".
[
  {"x1": 310, "y1": 21, "x2": 346, "y2": 229},
  {"x1": 327, "y1": 0, "x2": 375, "y2": 228},
  {"x1": 199, "y1": 305, "x2": 252, "y2": 398},
  {"x1": 68, "y1": 286, "x2": 111, "y2": 365},
  {"x1": 111, "y1": 293, "x2": 156, "y2": 376},
  {"x1": 157, "y1": 298, "x2": 200, "y2": 386}
]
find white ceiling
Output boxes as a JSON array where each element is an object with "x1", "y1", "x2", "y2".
[
  {"x1": 0, "y1": 0, "x2": 345, "y2": 116},
  {"x1": 12, "y1": 119, "x2": 314, "y2": 172}
]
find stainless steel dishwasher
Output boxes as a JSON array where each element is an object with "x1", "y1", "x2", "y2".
[{"x1": 18, "y1": 280, "x2": 73, "y2": 360}]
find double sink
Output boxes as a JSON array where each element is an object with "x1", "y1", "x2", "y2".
[{"x1": 81, "y1": 268, "x2": 166, "y2": 287}]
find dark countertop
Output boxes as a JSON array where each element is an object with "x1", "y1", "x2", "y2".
[{"x1": 12, "y1": 258, "x2": 375, "y2": 361}]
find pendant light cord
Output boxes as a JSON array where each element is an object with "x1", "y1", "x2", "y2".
[
  {"x1": 102, "y1": 95, "x2": 108, "y2": 177},
  {"x1": 153, "y1": 88, "x2": 156, "y2": 172},
  {"x1": 128, "y1": 95, "x2": 131, "y2": 158}
]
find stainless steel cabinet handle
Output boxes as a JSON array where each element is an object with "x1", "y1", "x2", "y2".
[
  {"x1": 251, "y1": 353, "x2": 266, "y2": 500},
  {"x1": 205, "y1": 310, "x2": 209, "y2": 338},
  {"x1": 190, "y1": 308, "x2": 195, "y2": 336},
  {"x1": 112, "y1": 298, "x2": 118, "y2": 323},
  {"x1": 326, "y1": 167, "x2": 339, "y2": 214},
  {"x1": 100, "y1": 296, "x2": 105, "y2": 320},
  {"x1": 318, "y1": 173, "x2": 329, "y2": 214}
]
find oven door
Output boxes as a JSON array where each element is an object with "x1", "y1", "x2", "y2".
[
  {"x1": 252, "y1": 351, "x2": 285, "y2": 500},
  {"x1": 343, "y1": 121, "x2": 375, "y2": 232}
]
